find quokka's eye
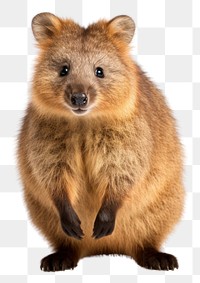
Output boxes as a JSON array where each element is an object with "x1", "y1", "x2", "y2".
[
  {"x1": 60, "y1": 66, "x2": 69, "y2": 77},
  {"x1": 95, "y1": 67, "x2": 104, "y2": 78}
]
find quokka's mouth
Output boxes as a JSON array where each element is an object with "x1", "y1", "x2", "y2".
[{"x1": 72, "y1": 108, "x2": 88, "y2": 115}]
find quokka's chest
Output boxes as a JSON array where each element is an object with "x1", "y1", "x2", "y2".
[
  {"x1": 65, "y1": 129, "x2": 137, "y2": 178},
  {"x1": 33, "y1": 121, "x2": 137, "y2": 175},
  {"x1": 59, "y1": 128, "x2": 122, "y2": 178}
]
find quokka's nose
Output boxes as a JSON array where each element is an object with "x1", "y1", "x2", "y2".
[{"x1": 71, "y1": 93, "x2": 88, "y2": 106}]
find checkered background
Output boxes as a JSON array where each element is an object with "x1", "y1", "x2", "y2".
[{"x1": 0, "y1": 0, "x2": 199, "y2": 282}]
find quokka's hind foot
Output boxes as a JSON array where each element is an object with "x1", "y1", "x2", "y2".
[
  {"x1": 135, "y1": 247, "x2": 179, "y2": 271},
  {"x1": 40, "y1": 250, "x2": 79, "y2": 272}
]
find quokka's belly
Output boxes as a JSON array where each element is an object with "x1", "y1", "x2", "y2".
[{"x1": 73, "y1": 195, "x2": 140, "y2": 257}]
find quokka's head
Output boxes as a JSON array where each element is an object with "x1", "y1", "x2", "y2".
[{"x1": 31, "y1": 13, "x2": 137, "y2": 120}]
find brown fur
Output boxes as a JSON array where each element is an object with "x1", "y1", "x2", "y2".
[{"x1": 17, "y1": 13, "x2": 184, "y2": 271}]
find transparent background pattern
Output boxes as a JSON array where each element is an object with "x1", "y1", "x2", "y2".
[{"x1": 0, "y1": 0, "x2": 199, "y2": 282}]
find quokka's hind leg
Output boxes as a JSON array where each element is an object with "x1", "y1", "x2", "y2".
[
  {"x1": 133, "y1": 246, "x2": 178, "y2": 271},
  {"x1": 40, "y1": 244, "x2": 81, "y2": 272},
  {"x1": 25, "y1": 194, "x2": 82, "y2": 272}
]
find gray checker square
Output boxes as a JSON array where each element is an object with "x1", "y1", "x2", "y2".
[
  {"x1": 0, "y1": 56, "x2": 27, "y2": 82},
  {"x1": 138, "y1": 28, "x2": 165, "y2": 55},
  {"x1": 174, "y1": 110, "x2": 192, "y2": 137},
  {"x1": 28, "y1": 248, "x2": 53, "y2": 275},
  {"x1": 0, "y1": 110, "x2": 25, "y2": 137},
  {"x1": 193, "y1": 29, "x2": 200, "y2": 55},
  {"x1": 193, "y1": 138, "x2": 200, "y2": 165},
  {"x1": 165, "y1": 0, "x2": 192, "y2": 27},
  {"x1": 165, "y1": 56, "x2": 192, "y2": 82},
  {"x1": 0, "y1": 0, "x2": 27, "y2": 27},
  {"x1": 82, "y1": 257, "x2": 110, "y2": 275},
  {"x1": 193, "y1": 193, "x2": 200, "y2": 220},
  {"x1": 55, "y1": 0, "x2": 82, "y2": 23},
  {"x1": 165, "y1": 275, "x2": 193, "y2": 283},
  {"x1": 0, "y1": 221, "x2": 27, "y2": 247},
  {"x1": 110, "y1": 0, "x2": 137, "y2": 23},
  {"x1": 193, "y1": 83, "x2": 200, "y2": 110},
  {"x1": 183, "y1": 165, "x2": 192, "y2": 192},
  {"x1": 0, "y1": 276, "x2": 27, "y2": 283},
  {"x1": 165, "y1": 220, "x2": 192, "y2": 247},
  {"x1": 0, "y1": 165, "x2": 22, "y2": 192},
  {"x1": 193, "y1": 248, "x2": 200, "y2": 275}
]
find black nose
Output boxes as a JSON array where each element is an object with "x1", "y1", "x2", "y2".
[{"x1": 71, "y1": 93, "x2": 88, "y2": 106}]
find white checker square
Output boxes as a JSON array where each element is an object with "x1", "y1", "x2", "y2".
[
  {"x1": 110, "y1": 256, "x2": 137, "y2": 275},
  {"x1": 193, "y1": 111, "x2": 200, "y2": 137},
  {"x1": 0, "y1": 248, "x2": 27, "y2": 275},
  {"x1": 82, "y1": 275, "x2": 110, "y2": 283},
  {"x1": 192, "y1": 165, "x2": 200, "y2": 192},
  {"x1": 193, "y1": 221, "x2": 200, "y2": 248},
  {"x1": 28, "y1": 55, "x2": 37, "y2": 82},
  {"x1": 165, "y1": 247, "x2": 192, "y2": 275},
  {"x1": 165, "y1": 83, "x2": 192, "y2": 110},
  {"x1": 82, "y1": 0, "x2": 110, "y2": 27},
  {"x1": 193, "y1": 56, "x2": 200, "y2": 82},
  {"x1": 27, "y1": 0, "x2": 55, "y2": 28},
  {"x1": 138, "y1": 0, "x2": 165, "y2": 27},
  {"x1": 0, "y1": 83, "x2": 29, "y2": 110},
  {"x1": 193, "y1": 0, "x2": 200, "y2": 27},
  {"x1": 0, "y1": 138, "x2": 16, "y2": 165},
  {"x1": 193, "y1": 276, "x2": 200, "y2": 283},
  {"x1": 181, "y1": 137, "x2": 193, "y2": 165},
  {"x1": 137, "y1": 55, "x2": 165, "y2": 83},
  {"x1": 27, "y1": 222, "x2": 48, "y2": 248},
  {"x1": 0, "y1": 193, "x2": 27, "y2": 220},
  {"x1": 165, "y1": 28, "x2": 193, "y2": 55},
  {"x1": 0, "y1": 28, "x2": 27, "y2": 55}
]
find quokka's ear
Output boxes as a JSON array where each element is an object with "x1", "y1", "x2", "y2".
[
  {"x1": 108, "y1": 15, "x2": 135, "y2": 44},
  {"x1": 32, "y1": 12, "x2": 62, "y2": 43}
]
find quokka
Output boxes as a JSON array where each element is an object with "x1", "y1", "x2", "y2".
[{"x1": 17, "y1": 13, "x2": 185, "y2": 271}]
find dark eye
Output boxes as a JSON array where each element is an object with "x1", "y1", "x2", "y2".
[
  {"x1": 60, "y1": 66, "x2": 69, "y2": 76},
  {"x1": 95, "y1": 67, "x2": 104, "y2": 78}
]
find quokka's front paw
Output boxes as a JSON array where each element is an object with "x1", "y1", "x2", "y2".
[
  {"x1": 92, "y1": 209, "x2": 115, "y2": 239},
  {"x1": 60, "y1": 208, "x2": 84, "y2": 240}
]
